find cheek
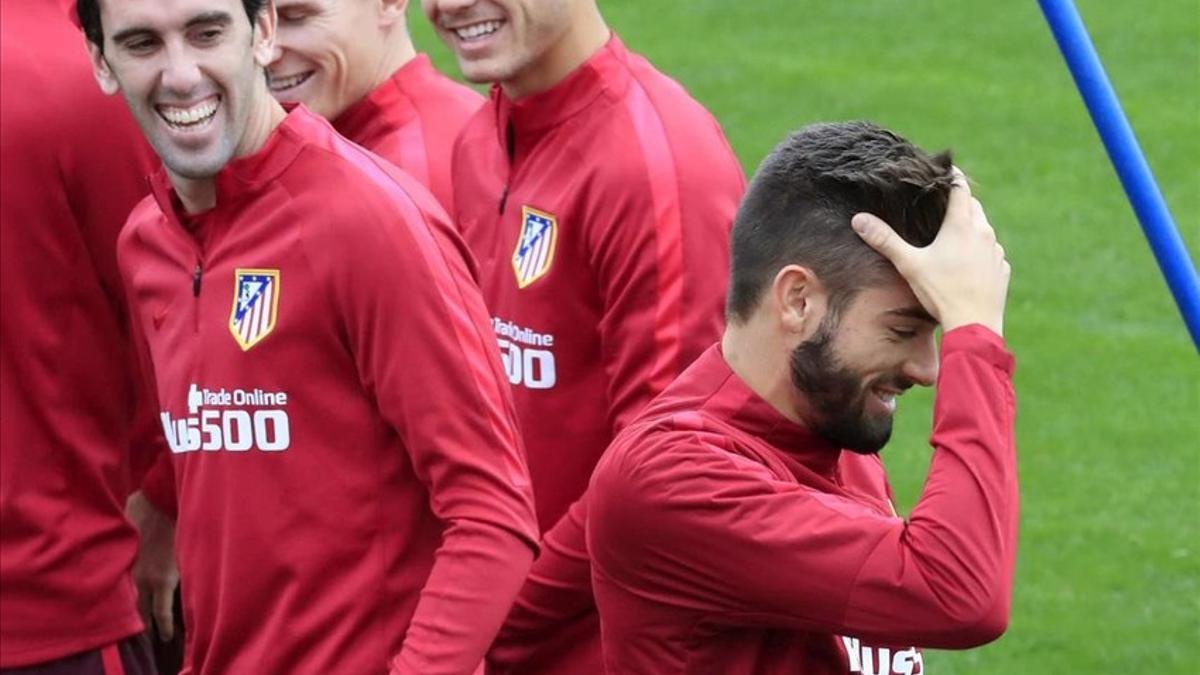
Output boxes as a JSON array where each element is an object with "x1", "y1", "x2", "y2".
[{"x1": 289, "y1": 29, "x2": 337, "y2": 66}]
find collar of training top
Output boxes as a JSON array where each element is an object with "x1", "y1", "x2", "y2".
[
  {"x1": 148, "y1": 103, "x2": 316, "y2": 224},
  {"x1": 491, "y1": 32, "x2": 629, "y2": 140},
  {"x1": 665, "y1": 344, "x2": 843, "y2": 480},
  {"x1": 332, "y1": 54, "x2": 433, "y2": 140}
]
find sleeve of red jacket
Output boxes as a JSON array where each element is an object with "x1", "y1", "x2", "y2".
[
  {"x1": 129, "y1": 310, "x2": 177, "y2": 517},
  {"x1": 488, "y1": 497, "x2": 596, "y2": 673},
  {"x1": 586, "y1": 124, "x2": 742, "y2": 433},
  {"x1": 589, "y1": 326, "x2": 1018, "y2": 649},
  {"x1": 311, "y1": 177, "x2": 539, "y2": 675},
  {"x1": 115, "y1": 213, "x2": 177, "y2": 516}
]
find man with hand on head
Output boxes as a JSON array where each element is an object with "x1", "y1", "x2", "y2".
[
  {"x1": 76, "y1": 0, "x2": 538, "y2": 672},
  {"x1": 421, "y1": 0, "x2": 745, "y2": 670},
  {"x1": 585, "y1": 122, "x2": 1017, "y2": 673},
  {"x1": 268, "y1": 0, "x2": 482, "y2": 211}
]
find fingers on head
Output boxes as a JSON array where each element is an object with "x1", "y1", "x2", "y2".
[
  {"x1": 950, "y1": 165, "x2": 968, "y2": 187},
  {"x1": 857, "y1": 215, "x2": 903, "y2": 257},
  {"x1": 945, "y1": 167, "x2": 973, "y2": 220}
]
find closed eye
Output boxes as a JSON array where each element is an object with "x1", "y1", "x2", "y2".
[
  {"x1": 119, "y1": 35, "x2": 160, "y2": 55},
  {"x1": 278, "y1": 9, "x2": 313, "y2": 24}
]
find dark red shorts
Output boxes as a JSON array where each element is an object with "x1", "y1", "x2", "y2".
[{"x1": 0, "y1": 634, "x2": 155, "y2": 675}]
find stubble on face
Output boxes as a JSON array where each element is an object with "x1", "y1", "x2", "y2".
[
  {"x1": 789, "y1": 317, "x2": 909, "y2": 455},
  {"x1": 104, "y1": 4, "x2": 265, "y2": 182}
]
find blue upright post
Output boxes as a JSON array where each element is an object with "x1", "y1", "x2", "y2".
[{"x1": 1039, "y1": 0, "x2": 1200, "y2": 351}]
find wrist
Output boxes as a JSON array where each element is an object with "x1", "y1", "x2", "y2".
[{"x1": 941, "y1": 316, "x2": 1003, "y2": 337}]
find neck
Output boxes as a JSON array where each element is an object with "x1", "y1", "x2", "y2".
[
  {"x1": 372, "y1": 32, "x2": 418, "y2": 90},
  {"x1": 721, "y1": 321, "x2": 805, "y2": 425},
  {"x1": 501, "y1": 5, "x2": 610, "y2": 99},
  {"x1": 168, "y1": 172, "x2": 217, "y2": 215},
  {"x1": 170, "y1": 87, "x2": 287, "y2": 214},
  {"x1": 331, "y1": 33, "x2": 417, "y2": 121}
]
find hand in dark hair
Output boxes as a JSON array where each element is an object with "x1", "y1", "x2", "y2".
[
  {"x1": 726, "y1": 121, "x2": 956, "y2": 323},
  {"x1": 851, "y1": 168, "x2": 1011, "y2": 335}
]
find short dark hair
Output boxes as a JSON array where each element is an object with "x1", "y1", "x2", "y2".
[
  {"x1": 77, "y1": 0, "x2": 268, "y2": 51},
  {"x1": 726, "y1": 121, "x2": 954, "y2": 323}
]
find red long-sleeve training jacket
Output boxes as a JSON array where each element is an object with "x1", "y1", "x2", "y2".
[
  {"x1": 119, "y1": 106, "x2": 538, "y2": 675},
  {"x1": 588, "y1": 327, "x2": 1018, "y2": 674}
]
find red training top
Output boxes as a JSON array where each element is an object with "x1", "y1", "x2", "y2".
[
  {"x1": 118, "y1": 106, "x2": 538, "y2": 675},
  {"x1": 0, "y1": 1, "x2": 156, "y2": 666},
  {"x1": 138, "y1": 56, "x2": 483, "y2": 514},
  {"x1": 453, "y1": 37, "x2": 745, "y2": 671},
  {"x1": 587, "y1": 327, "x2": 1019, "y2": 674},
  {"x1": 333, "y1": 54, "x2": 483, "y2": 213}
]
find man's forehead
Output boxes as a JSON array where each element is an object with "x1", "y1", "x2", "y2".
[
  {"x1": 852, "y1": 280, "x2": 933, "y2": 323},
  {"x1": 100, "y1": 0, "x2": 241, "y2": 27}
]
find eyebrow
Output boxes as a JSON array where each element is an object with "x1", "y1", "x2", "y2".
[
  {"x1": 111, "y1": 11, "x2": 233, "y2": 45},
  {"x1": 185, "y1": 11, "x2": 234, "y2": 29},
  {"x1": 885, "y1": 306, "x2": 938, "y2": 324}
]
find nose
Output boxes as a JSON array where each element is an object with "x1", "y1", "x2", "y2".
[
  {"x1": 902, "y1": 332, "x2": 939, "y2": 387},
  {"x1": 159, "y1": 41, "x2": 204, "y2": 96}
]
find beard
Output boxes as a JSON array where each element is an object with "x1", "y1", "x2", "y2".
[{"x1": 789, "y1": 320, "x2": 908, "y2": 455}]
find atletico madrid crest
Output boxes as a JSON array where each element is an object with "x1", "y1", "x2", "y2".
[
  {"x1": 229, "y1": 269, "x2": 280, "y2": 351},
  {"x1": 512, "y1": 206, "x2": 558, "y2": 289}
]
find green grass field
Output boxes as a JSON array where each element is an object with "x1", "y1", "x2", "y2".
[{"x1": 413, "y1": 3, "x2": 1200, "y2": 672}]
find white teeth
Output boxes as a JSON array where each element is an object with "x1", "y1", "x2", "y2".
[
  {"x1": 268, "y1": 72, "x2": 312, "y2": 92},
  {"x1": 159, "y1": 98, "x2": 218, "y2": 127},
  {"x1": 454, "y1": 20, "x2": 501, "y2": 40},
  {"x1": 873, "y1": 389, "x2": 898, "y2": 413}
]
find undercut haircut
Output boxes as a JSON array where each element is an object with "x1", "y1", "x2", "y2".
[
  {"x1": 726, "y1": 121, "x2": 954, "y2": 323},
  {"x1": 77, "y1": 0, "x2": 268, "y2": 51}
]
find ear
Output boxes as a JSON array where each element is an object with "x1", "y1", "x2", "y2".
[
  {"x1": 769, "y1": 264, "x2": 827, "y2": 343},
  {"x1": 379, "y1": 0, "x2": 410, "y2": 28},
  {"x1": 252, "y1": 0, "x2": 279, "y2": 68},
  {"x1": 85, "y1": 40, "x2": 121, "y2": 95}
]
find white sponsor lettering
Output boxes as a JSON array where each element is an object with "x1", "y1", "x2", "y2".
[
  {"x1": 162, "y1": 383, "x2": 291, "y2": 453},
  {"x1": 841, "y1": 636, "x2": 923, "y2": 675},
  {"x1": 497, "y1": 338, "x2": 557, "y2": 390},
  {"x1": 492, "y1": 316, "x2": 557, "y2": 391},
  {"x1": 491, "y1": 317, "x2": 554, "y2": 347}
]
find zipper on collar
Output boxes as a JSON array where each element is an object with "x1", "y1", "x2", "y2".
[
  {"x1": 191, "y1": 260, "x2": 203, "y2": 333},
  {"x1": 498, "y1": 120, "x2": 516, "y2": 215}
]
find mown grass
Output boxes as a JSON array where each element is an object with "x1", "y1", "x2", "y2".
[{"x1": 412, "y1": 3, "x2": 1199, "y2": 671}]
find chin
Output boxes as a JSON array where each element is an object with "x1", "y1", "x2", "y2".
[
  {"x1": 457, "y1": 57, "x2": 519, "y2": 86},
  {"x1": 162, "y1": 150, "x2": 232, "y2": 181},
  {"x1": 822, "y1": 412, "x2": 893, "y2": 456}
]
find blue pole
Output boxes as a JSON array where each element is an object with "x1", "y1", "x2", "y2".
[{"x1": 1038, "y1": 0, "x2": 1200, "y2": 351}]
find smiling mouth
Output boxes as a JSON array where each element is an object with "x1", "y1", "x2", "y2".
[
  {"x1": 452, "y1": 19, "x2": 504, "y2": 42},
  {"x1": 267, "y1": 71, "x2": 314, "y2": 93},
  {"x1": 156, "y1": 95, "x2": 220, "y2": 131},
  {"x1": 869, "y1": 386, "x2": 902, "y2": 413}
]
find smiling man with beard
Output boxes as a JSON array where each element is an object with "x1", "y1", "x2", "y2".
[
  {"x1": 581, "y1": 121, "x2": 1019, "y2": 674},
  {"x1": 75, "y1": 0, "x2": 539, "y2": 673}
]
